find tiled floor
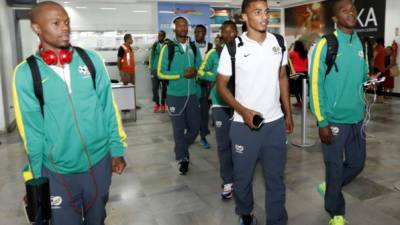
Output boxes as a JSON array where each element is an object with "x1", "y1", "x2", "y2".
[{"x1": 0, "y1": 96, "x2": 399, "y2": 225}]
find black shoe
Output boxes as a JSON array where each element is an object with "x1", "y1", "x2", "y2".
[{"x1": 178, "y1": 160, "x2": 189, "y2": 175}]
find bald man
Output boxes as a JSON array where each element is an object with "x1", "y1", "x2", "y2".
[{"x1": 13, "y1": 1, "x2": 127, "y2": 224}]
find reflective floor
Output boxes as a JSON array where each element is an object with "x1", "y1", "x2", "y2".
[{"x1": 1, "y1": 96, "x2": 399, "y2": 225}]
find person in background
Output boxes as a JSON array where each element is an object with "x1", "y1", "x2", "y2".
[
  {"x1": 14, "y1": 2, "x2": 127, "y2": 224},
  {"x1": 118, "y1": 34, "x2": 135, "y2": 85},
  {"x1": 198, "y1": 20, "x2": 238, "y2": 200},
  {"x1": 194, "y1": 24, "x2": 213, "y2": 149},
  {"x1": 373, "y1": 37, "x2": 386, "y2": 103},
  {"x1": 149, "y1": 30, "x2": 167, "y2": 113},
  {"x1": 383, "y1": 46, "x2": 396, "y2": 95},
  {"x1": 289, "y1": 40, "x2": 308, "y2": 108},
  {"x1": 118, "y1": 33, "x2": 140, "y2": 110}
]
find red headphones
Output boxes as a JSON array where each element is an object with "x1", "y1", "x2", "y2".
[{"x1": 39, "y1": 44, "x2": 73, "y2": 65}]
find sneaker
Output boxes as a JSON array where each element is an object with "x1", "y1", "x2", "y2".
[
  {"x1": 221, "y1": 183, "x2": 233, "y2": 200},
  {"x1": 178, "y1": 160, "x2": 189, "y2": 175},
  {"x1": 200, "y1": 138, "x2": 210, "y2": 149},
  {"x1": 160, "y1": 104, "x2": 166, "y2": 113},
  {"x1": 239, "y1": 215, "x2": 257, "y2": 225},
  {"x1": 153, "y1": 103, "x2": 160, "y2": 113},
  {"x1": 329, "y1": 216, "x2": 347, "y2": 225},
  {"x1": 317, "y1": 182, "x2": 326, "y2": 197}
]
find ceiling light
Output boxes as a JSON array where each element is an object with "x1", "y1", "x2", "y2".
[
  {"x1": 100, "y1": 7, "x2": 117, "y2": 10},
  {"x1": 76, "y1": 6, "x2": 87, "y2": 9},
  {"x1": 132, "y1": 10, "x2": 148, "y2": 13},
  {"x1": 159, "y1": 10, "x2": 174, "y2": 14}
]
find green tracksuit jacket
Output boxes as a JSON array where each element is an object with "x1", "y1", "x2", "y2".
[
  {"x1": 13, "y1": 48, "x2": 127, "y2": 178},
  {"x1": 157, "y1": 39, "x2": 202, "y2": 97},
  {"x1": 309, "y1": 29, "x2": 369, "y2": 127},
  {"x1": 197, "y1": 48, "x2": 229, "y2": 107}
]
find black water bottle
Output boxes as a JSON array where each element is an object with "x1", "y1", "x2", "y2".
[{"x1": 25, "y1": 177, "x2": 52, "y2": 225}]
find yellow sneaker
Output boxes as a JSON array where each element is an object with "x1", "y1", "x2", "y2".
[
  {"x1": 317, "y1": 182, "x2": 326, "y2": 197},
  {"x1": 329, "y1": 216, "x2": 347, "y2": 225}
]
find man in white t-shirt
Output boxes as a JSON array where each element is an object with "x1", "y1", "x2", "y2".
[{"x1": 217, "y1": 0, "x2": 293, "y2": 224}]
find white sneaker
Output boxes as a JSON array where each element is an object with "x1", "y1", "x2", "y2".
[{"x1": 221, "y1": 183, "x2": 233, "y2": 200}]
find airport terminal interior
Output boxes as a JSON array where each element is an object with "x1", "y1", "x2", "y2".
[{"x1": 0, "y1": 0, "x2": 400, "y2": 225}]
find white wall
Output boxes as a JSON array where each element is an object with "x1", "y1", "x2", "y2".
[
  {"x1": 63, "y1": 3, "x2": 158, "y2": 99},
  {"x1": 385, "y1": 0, "x2": 400, "y2": 92},
  {"x1": 0, "y1": 1, "x2": 19, "y2": 132}
]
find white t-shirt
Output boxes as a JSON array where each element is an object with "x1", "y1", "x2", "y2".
[
  {"x1": 180, "y1": 42, "x2": 187, "y2": 52},
  {"x1": 49, "y1": 64, "x2": 72, "y2": 93},
  {"x1": 217, "y1": 32, "x2": 288, "y2": 123}
]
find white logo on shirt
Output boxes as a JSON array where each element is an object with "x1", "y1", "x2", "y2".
[
  {"x1": 358, "y1": 50, "x2": 364, "y2": 58},
  {"x1": 215, "y1": 121, "x2": 223, "y2": 128},
  {"x1": 272, "y1": 46, "x2": 281, "y2": 55},
  {"x1": 169, "y1": 107, "x2": 176, "y2": 113},
  {"x1": 79, "y1": 65, "x2": 91, "y2": 76}
]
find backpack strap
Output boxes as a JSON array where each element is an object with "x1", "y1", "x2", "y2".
[
  {"x1": 74, "y1": 47, "x2": 97, "y2": 89},
  {"x1": 26, "y1": 55, "x2": 44, "y2": 116},
  {"x1": 226, "y1": 38, "x2": 238, "y2": 96},
  {"x1": 216, "y1": 46, "x2": 223, "y2": 57},
  {"x1": 189, "y1": 42, "x2": 198, "y2": 66},
  {"x1": 167, "y1": 42, "x2": 175, "y2": 71},
  {"x1": 206, "y1": 42, "x2": 213, "y2": 53},
  {"x1": 323, "y1": 33, "x2": 339, "y2": 75}
]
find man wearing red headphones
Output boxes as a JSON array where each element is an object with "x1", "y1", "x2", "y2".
[{"x1": 12, "y1": 1, "x2": 127, "y2": 225}]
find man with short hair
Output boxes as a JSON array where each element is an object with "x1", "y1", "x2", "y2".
[
  {"x1": 309, "y1": 0, "x2": 371, "y2": 224},
  {"x1": 13, "y1": 1, "x2": 127, "y2": 224},
  {"x1": 194, "y1": 24, "x2": 213, "y2": 149},
  {"x1": 217, "y1": 0, "x2": 293, "y2": 224},
  {"x1": 158, "y1": 17, "x2": 202, "y2": 175},
  {"x1": 198, "y1": 20, "x2": 238, "y2": 200},
  {"x1": 150, "y1": 30, "x2": 167, "y2": 113}
]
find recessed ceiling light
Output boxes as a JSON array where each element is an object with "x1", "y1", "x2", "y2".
[
  {"x1": 100, "y1": 7, "x2": 117, "y2": 10},
  {"x1": 76, "y1": 6, "x2": 87, "y2": 9},
  {"x1": 63, "y1": 1, "x2": 70, "y2": 3},
  {"x1": 159, "y1": 10, "x2": 174, "y2": 14},
  {"x1": 132, "y1": 10, "x2": 148, "y2": 13}
]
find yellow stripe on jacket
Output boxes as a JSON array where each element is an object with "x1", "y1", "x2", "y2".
[
  {"x1": 157, "y1": 45, "x2": 180, "y2": 80},
  {"x1": 311, "y1": 39, "x2": 327, "y2": 122},
  {"x1": 198, "y1": 49, "x2": 216, "y2": 77}
]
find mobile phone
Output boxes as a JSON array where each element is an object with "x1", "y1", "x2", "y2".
[{"x1": 253, "y1": 114, "x2": 264, "y2": 128}]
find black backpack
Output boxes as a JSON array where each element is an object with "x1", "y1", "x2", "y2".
[
  {"x1": 226, "y1": 33, "x2": 286, "y2": 96},
  {"x1": 323, "y1": 33, "x2": 373, "y2": 76},
  {"x1": 166, "y1": 41, "x2": 198, "y2": 70},
  {"x1": 206, "y1": 42, "x2": 213, "y2": 54},
  {"x1": 26, "y1": 47, "x2": 96, "y2": 116}
]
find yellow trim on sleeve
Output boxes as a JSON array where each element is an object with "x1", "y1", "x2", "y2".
[
  {"x1": 23, "y1": 170, "x2": 33, "y2": 181},
  {"x1": 157, "y1": 45, "x2": 180, "y2": 80},
  {"x1": 111, "y1": 95, "x2": 128, "y2": 148},
  {"x1": 311, "y1": 39, "x2": 327, "y2": 122},
  {"x1": 198, "y1": 49, "x2": 215, "y2": 77},
  {"x1": 12, "y1": 61, "x2": 30, "y2": 152}
]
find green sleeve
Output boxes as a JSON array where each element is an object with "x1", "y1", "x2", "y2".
[
  {"x1": 309, "y1": 39, "x2": 329, "y2": 127},
  {"x1": 198, "y1": 49, "x2": 218, "y2": 82},
  {"x1": 157, "y1": 45, "x2": 181, "y2": 80},
  {"x1": 91, "y1": 51, "x2": 127, "y2": 157},
  {"x1": 13, "y1": 62, "x2": 45, "y2": 177}
]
